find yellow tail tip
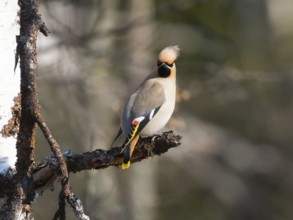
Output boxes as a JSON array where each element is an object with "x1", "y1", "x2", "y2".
[{"x1": 122, "y1": 161, "x2": 131, "y2": 170}]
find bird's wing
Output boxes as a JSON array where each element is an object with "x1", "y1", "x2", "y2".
[{"x1": 122, "y1": 80, "x2": 165, "y2": 146}]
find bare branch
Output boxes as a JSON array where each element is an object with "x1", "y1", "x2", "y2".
[
  {"x1": 35, "y1": 113, "x2": 69, "y2": 181},
  {"x1": 53, "y1": 189, "x2": 66, "y2": 220},
  {"x1": 35, "y1": 113, "x2": 89, "y2": 220},
  {"x1": 33, "y1": 131, "x2": 182, "y2": 192}
]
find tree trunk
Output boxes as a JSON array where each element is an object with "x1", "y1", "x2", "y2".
[{"x1": 0, "y1": 0, "x2": 24, "y2": 219}]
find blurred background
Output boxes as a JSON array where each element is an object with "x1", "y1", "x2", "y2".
[{"x1": 34, "y1": 0, "x2": 293, "y2": 219}]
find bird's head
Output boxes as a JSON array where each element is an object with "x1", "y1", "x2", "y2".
[{"x1": 157, "y1": 46, "x2": 180, "y2": 78}]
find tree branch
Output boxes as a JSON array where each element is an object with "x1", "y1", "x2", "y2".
[
  {"x1": 16, "y1": 0, "x2": 88, "y2": 219},
  {"x1": 33, "y1": 131, "x2": 182, "y2": 193},
  {"x1": 53, "y1": 189, "x2": 66, "y2": 220},
  {"x1": 35, "y1": 113, "x2": 89, "y2": 220}
]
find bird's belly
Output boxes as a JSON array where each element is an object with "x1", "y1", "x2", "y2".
[{"x1": 140, "y1": 100, "x2": 175, "y2": 135}]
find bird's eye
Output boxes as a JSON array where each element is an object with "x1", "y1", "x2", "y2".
[
  {"x1": 157, "y1": 61, "x2": 174, "y2": 67},
  {"x1": 157, "y1": 61, "x2": 163, "y2": 67}
]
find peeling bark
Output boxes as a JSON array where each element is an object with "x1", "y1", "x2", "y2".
[{"x1": 1, "y1": 95, "x2": 21, "y2": 137}]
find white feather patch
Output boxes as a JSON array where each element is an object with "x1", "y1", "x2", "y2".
[
  {"x1": 134, "y1": 116, "x2": 145, "y2": 122},
  {"x1": 149, "y1": 109, "x2": 155, "y2": 120}
]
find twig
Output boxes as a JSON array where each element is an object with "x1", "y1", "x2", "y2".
[
  {"x1": 53, "y1": 189, "x2": 66, "y2": 220},
  {"x1": 35, "y1": 113, "x2": 68, "y2": 180},
  {"x1": 56, "y1": 192, "x2": 66, "y2": 220},
  {"x1": 36, "y1": 14, "x2": 50, "y2": 36},
  {"x1": 65, "y1": 192, "x2": 89, "y2": 220},
  {"x1": 38, "y1": 21, "x2": 50, "y2": 36}
]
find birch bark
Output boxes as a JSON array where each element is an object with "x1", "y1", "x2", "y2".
[{"x1": 0, "y1": 0, "x2": 20, "y2": 174}]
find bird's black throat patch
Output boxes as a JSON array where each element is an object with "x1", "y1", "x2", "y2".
[{"x1": 158, "y1": 63, "x2": 171, "y2": 78}]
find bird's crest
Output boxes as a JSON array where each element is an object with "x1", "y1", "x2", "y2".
[{"x1": 158, "y1": 45, "x2": 180, "y2": 65}]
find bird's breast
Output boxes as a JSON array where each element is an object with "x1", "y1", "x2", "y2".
[{"x1": 140, "y1": 80, "x2": 176, "y2": 135}]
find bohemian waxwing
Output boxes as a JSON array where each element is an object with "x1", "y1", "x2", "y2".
[{"x1": 112, "y1": 46, "x2": 180, "y2": 169}]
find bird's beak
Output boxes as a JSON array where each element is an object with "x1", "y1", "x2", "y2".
[{"x1": 157, "y1": 62, "x2": 170, "y2": 69}]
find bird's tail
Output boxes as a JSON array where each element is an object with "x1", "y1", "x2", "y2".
[
  {"x1": 122, "y1": 145, "x2": 131, "y2": 169},
  {"x1": 121, "y1": 135, "x2": 140, "y2": 170}
]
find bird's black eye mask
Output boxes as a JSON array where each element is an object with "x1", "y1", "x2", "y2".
[{"x1": 157, "y1": 61, "x2": 174, "y2": 78}]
